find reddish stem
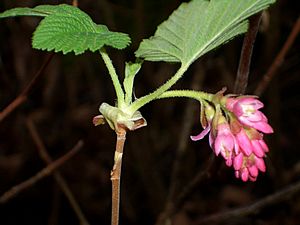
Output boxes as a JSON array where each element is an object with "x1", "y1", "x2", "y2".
[
  {"x1": 111, "y1": 128, "x2": 127, "y2": 225},
  {"x1": 234, "y1": 13, "x2": 262, "y2": 94},
  {"x1": 0, "y1": 53, "x2": 54, "y2": 123}
]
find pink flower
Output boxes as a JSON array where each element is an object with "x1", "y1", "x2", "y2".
[
  {"x1": 226, "y1": 97, "x2": 273, "y2": 134},
  {"x1": 251, "y1": 139, "x2": 268, "y2": 157},
  {"x1": 233, "y1": 152, "x2": 266, "y2": 182},
  {"x1": 214, "y1": 122, "x2": 237, "y2": 166},
  {"x1": 191, "y1": 94, "x2": 273, "y2": 182},
  {"x1": 191, "y1": 102, "x2": 215, "y2": 142},
  {"x1": 235, "y1": 129, "x2": 253, "y2": 156},
  {"x1": 190, "y1": 123, "x2": 211, "y2": 141}
]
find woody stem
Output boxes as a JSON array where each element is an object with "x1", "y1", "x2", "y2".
[{"x1": 111, "y1": 128, "x2": 127, "y2": 225}]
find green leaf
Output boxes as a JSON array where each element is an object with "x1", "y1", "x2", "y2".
[
  {"x1": 0, "y1": 5, "x2": 60, "y2": 17},
  {"x1": 135, "y1": 0, "x2": 276, "y2": 65},
  {"x1": 123, "y1": 60, "x2": 142, "y2": 104},
  {"x1": 0, "y1": 4, "x2": 131, "y2": 54}
]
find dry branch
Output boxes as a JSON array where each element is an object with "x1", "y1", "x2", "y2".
[{"x1": 0, "y1": 140, "x2": 83, "y2": 203}]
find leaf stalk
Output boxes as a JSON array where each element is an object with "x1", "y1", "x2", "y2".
[
  {"x1": 100, "y1": 48, "x2": 125, "y2": 108},
  {"x1": 128, "y1": 64, "x2": 189, "y2": 113}
]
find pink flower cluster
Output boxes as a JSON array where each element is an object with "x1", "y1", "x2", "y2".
[{"x1": 191, "y1": 96, "x2": 273, "y2": 182}]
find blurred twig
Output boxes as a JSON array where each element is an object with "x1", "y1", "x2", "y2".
[
  {"x1": 0, "y1": 53, "x2": 54, "y2": 123},
  {"x1": 0, "y1": 140, "x2": 83, "y2": 204},
  {"x1": 194, "y1": 179, "x2": 300, "y2": 225},
  {"x1": 26, "y1": 118, "x2": 90, "y2": 225},
  {"x1": 72, "y1": 0, "x2": 78, "y2": 7},
  {"x1": 234, "y1": 13, "x2": 262, "y2": 94},
  {"x1": 155, "y1": 65, "x2": 213, "y2": 225},
  {"x1": 0, "y1": 0, "x2": 78, "y2": 123},
  {"x1": 255, "y1": 16, "x2": 300, "y2": 96}
]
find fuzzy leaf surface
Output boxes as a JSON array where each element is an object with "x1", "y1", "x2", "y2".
[
  {"x1": 0, "y1": 4, "x2": 131, "y2": 54},
  {"x1": 0, "y1": 5, "x2": 62, "y2": 17},
  {"x1": 135, "y1": 0, "x2": 275, "y2": 65}
]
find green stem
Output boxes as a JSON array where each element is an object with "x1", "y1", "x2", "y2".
[
  {"x1": 128, "y1": 64, "x2": 188, "y2": 113},
  {"x1": 158, "y1": 90, "x2": 214, "y2": 102},
  {"x1": 99, "y1": 48, "x2": 125, "y2": 107}
]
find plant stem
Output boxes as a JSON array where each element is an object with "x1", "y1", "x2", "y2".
[
  {"x1": 111, "y1": 128, "x2": 127, "y2": 225},
  {"x1": 195, "y1": 179, "x2": 300, "y2": 225},
  {"x1": 0, "y1": 140, "x2": 83, "y2": 203},
  {"x1": 234, "y1": 13, "x2": 262, "y2": 94},
  {"x1": 128, "y1": 64, "x2": 188, "y2": 113},
  {"x1": 158, "y1": 90, "x2": 214, "y2": 102},
  {"x1": 0, "y1": 53, "x2": 54, "y2": 123},
  {"x1": 99, "y1": 48, "x2": 125, "y2": 107},
  {"x1": 255, "y1": 16, "x2": 300, "y2": 96},
  {"x1": 26, "y1": 119, "x2": 90, "y2": 225}
]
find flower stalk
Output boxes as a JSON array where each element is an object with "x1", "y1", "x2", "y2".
[{"x1": 158, "y1": 90, "x2": 214, "y2": 102}]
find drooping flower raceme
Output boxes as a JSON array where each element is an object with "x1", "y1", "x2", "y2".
[{"x1": 191, "y1": 95, "x2": 273, "y2": 182}]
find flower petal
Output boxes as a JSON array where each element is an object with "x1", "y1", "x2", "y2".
[
  {"x1": 236, "y1": 130, "x2": 253, "y2": 156},
  {"x1": 241, "y1": 168, "x2": 249, "y2": 182},
  {"x1": 252, "y1": 140, "x2": 265, "y2": 157},
  {"x1": 252, "y1": 121, "x2": 274, "y2": 134},
  {"x1": 249, "y1": 165, "x2": 258, "y2": 177},
  {"x1": 259, "y1": 140, "x2": 269, "y2": 153},
  {"x1": 233, "y1": 153, "x2": 243, "y2": 170},
  {"x1": 190, "y1": 124, "x2": 211, "y2": 141},
  {"x1": 255, "y1": 157, "x2": 266, "y2": 172}
]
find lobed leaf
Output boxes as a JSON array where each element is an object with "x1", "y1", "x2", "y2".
[
  {"x1": 135, "y1": 0, "x2": 276, "y2": 66},
  {"x1": 0, "y1": 5, "x2": 68, "y2": 18},
  {"x1": 0, "y1": 4, "x2": 131, "y2": 54}
]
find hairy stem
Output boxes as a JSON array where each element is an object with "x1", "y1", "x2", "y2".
[
  {"x1": 99, "y1": 48, "x2": 125, "y2": 107},
  {"x1": 111, "y1": 128, "x2": 127, "y2": 225},
  {"x1": 158, "y1": 90, "x2": 214, "y2": 102},
  {"x1": 234, "y1": 13, "x2": 262, "y2": 94},
  {"x1": 128, "y1": 64, "x2": 188, "y2": 113}
]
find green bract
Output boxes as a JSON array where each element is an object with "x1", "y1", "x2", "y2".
[
  {"x1": 123, "y1": 61, "x2": 142, "y2": 105},
  {"x1": 0, "y1": 4, "x2": 131, "y2": 54},
  {"x1": 135, "y1": 0, "x2": 275, "y2": 66}
]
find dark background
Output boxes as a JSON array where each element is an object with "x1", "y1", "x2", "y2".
[{"x1": 0, "y1": 0, "x2": 299, "y2": 225}]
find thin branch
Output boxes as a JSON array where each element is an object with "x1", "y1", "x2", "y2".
[
  {"x1": 155, "y1": 155, "x2": 215, "y2": 225},
  {"x1": 0, "y1": 0, "x2": 77, "y2": 123},
  {"x1": 0, "y1": 53, "x2": 54, "y2": 123},
  {"x1": 72, "y1": 0, "x2": 78, "y2": 7},
  {"x1": 26, "y1": 118, "x2": 90, "y2": 225},
  {"x1": 0, "y1": 140, "x2": 83, "y2": 204},
  {"x1": 255, "y1": 16, "x2": 300, "y2": 96},
  {"x1": 111, "y1": 128, "x2": 127, "y2": 225},
  {"x1": 194, "y1": 179, "x2": 300, "y2": 225},
  {"x1": 234, "y1": 13, "x2": 262, "y2": 94},
  {"x1": 174, "y1": 154, "x2": 215, "y2": 211}
]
